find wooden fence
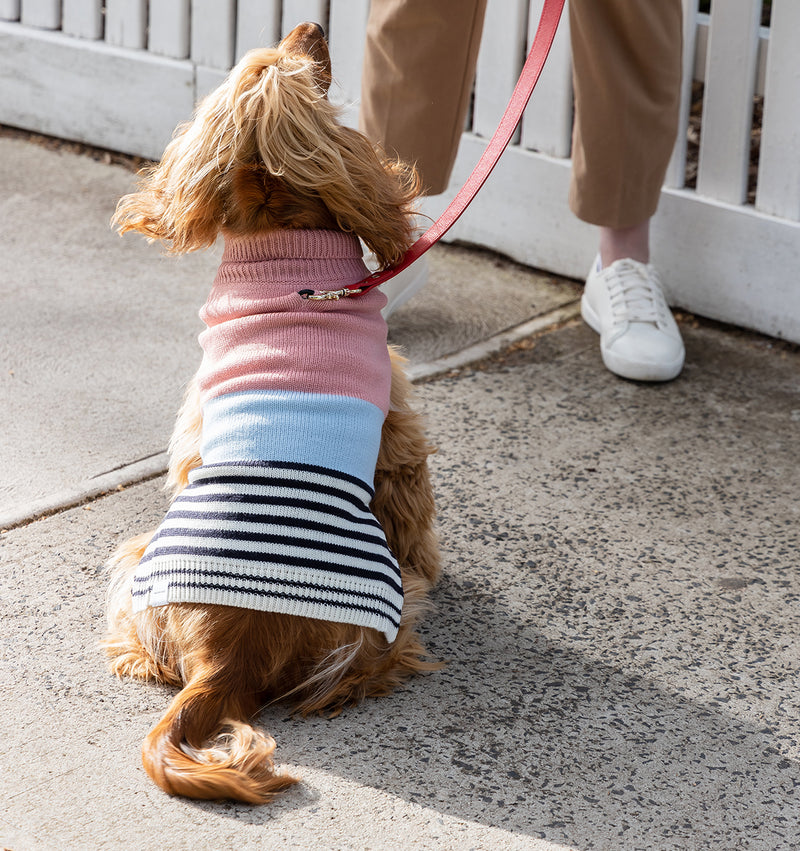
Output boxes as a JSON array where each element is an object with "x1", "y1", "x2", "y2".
[{"x1": 1, "y1": 0, "x2": 798, "y2": 342}]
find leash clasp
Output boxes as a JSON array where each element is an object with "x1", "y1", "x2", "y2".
[{"x1": 298, "y1": 287, "x2": 364, "y2": 301}]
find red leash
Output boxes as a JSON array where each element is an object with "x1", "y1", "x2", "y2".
[{"x1": 300, "y1": 0, "x2": 566, "y2": 301}]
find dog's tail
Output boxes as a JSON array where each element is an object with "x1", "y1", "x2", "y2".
[{"x1": 141, "y1": 668, "x2": 297, "y2": 804}]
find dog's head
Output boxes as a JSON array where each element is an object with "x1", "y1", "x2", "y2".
[{"x1": 113, "y1": 22, "x2": 420, "y2": 269}]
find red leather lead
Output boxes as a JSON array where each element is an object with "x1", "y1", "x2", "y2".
[{"x1": 301, "y1": 0, "x2": 566, "y2": 300}]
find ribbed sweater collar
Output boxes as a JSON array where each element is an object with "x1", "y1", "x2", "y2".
[{"x1": 215, "y1": 230, "x2": 368, "y2": 292}]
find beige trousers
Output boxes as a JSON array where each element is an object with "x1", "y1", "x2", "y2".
[{"x1": 360, "y1": 0, "x2": 682, "y2": 229}]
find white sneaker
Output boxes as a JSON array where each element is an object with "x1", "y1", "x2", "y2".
[
  {"x1": 581, "y1": 255, "x2": 685, "y2": 382},
  {"x1": 379, "y1": 256, "x2": 429, "y2": 319}
]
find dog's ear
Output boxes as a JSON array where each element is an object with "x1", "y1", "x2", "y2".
[
  {"x1": 110, "y1": 65, "x2": 254, "y2": 253},
  {"x1": 111, "y1": 132, "x2": 224, "y2": 253},
  {"x1": 313, "y1": 128, "x2": 421, "y2": 269}
]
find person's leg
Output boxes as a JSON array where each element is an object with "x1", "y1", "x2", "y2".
[
  {"x1": 360, "y1": 0, "x2": 488, "y2": 195},
  {"x1": 599, "y1": 220, "x2": 650, "y2": 266},
  {"x1": 569, "y1": 0, "x2": 682, "y2": 231},
  {"x1": 360, "y1": 0, "x2": 487, "y2": 316},
  {"x1": 570, "y1": 0, "x2": 685, "y2": 381}
]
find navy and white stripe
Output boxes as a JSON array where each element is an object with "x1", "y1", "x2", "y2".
[{"x1": 132, "y1": 462, "x2": 403, "y2": 642}]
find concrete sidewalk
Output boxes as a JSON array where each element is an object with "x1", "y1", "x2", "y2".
[{"x1": 2, "y1": 134, "x2": 800, "y2": 851}]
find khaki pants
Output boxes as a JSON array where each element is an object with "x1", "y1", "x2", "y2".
[{"x1": 360, "y1": 0, "x2": 682, "y2": 229}]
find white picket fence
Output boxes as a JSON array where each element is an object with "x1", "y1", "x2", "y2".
[{"x1": 1, "y1": 0, "x2": 798, "y2": 342}]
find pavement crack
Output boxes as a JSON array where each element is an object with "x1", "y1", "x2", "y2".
[{"x1": 88, "y1": 451, "x2": 167, "y2": 480}]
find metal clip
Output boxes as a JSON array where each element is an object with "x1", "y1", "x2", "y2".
[{"x1": 298, "y1": 287, "x2": 363, "y2": 301}]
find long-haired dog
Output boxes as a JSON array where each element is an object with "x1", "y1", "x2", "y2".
[{"x1": 103, "y1": 22, "x2": 439, "y2": 805}]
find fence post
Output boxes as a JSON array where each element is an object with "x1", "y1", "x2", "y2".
[
  {"x1": 665, "y1": 0, "x2": 699, "y2": 189},
  {"x1": 235, "y1": 0, "x2": 281, "y2": 59},
  {"x1": 105, "y1": 0, "x2": 147, "y2": 49},
  {"x1": 696, "y1": 0, "x2": 761, "y2": 204},
  {"x1": 62, "y1": 0, "x2": 103, "y2": 39},
  {"x1": 755, "y1": 0, "x2": 800, "y2": 221},
  {"x1": 149, "y1": 0, "x2": 190, "y2": 59},
  {"x1": 21, "y1": 0, "x2": 61, "y2": 29}
]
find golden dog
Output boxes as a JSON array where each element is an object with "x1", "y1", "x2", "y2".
[{"x1": 104, "y1": 22, "x2": 439, "y2": 804}]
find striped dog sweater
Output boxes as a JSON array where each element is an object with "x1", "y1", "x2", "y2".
[{"x1": 132, "y1": 230, "x2": 403, "y2": 642}]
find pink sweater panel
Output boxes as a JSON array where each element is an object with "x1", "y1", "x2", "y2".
[{"x1": 197, "y1": 230, "x2": 391, "y2": 414}]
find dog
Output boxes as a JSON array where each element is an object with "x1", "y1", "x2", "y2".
[{"x1": 103, "y1": 22, "x2": 440, "y2": 805}]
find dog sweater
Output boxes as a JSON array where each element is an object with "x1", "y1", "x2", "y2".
[{"x1": 131, "y1": 230, "x2": 403, "y2": 642}]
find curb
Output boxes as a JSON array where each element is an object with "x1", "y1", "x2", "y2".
[
  {"x1": 0, "y1": 452, "x2": 168, "y2": 532},
  {"x1": 408, "y1": 300, "x2": 581, "y2": 381}
]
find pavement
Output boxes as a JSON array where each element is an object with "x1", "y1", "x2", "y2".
[{"x1": 1, "y1": 132, "x2": 799, "y2": 851}]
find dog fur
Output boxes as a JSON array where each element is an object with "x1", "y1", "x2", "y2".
[{"x1": 104, "y1": 22, "x2": 439, "y2": 804}]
